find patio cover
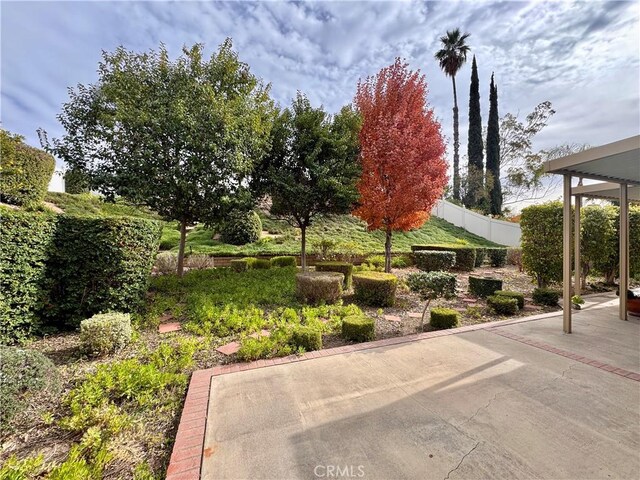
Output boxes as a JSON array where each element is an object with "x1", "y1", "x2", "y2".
[{"x1": 544, "y1": 135, "x2": 640, "y2": 332}]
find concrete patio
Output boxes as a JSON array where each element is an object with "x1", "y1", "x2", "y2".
[{"x1": 169, "y1": 294, "x2": 640, "y2": 480}]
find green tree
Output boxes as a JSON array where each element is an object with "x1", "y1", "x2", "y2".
[
  {"x1": 581, "y1": 205, "x2": 618, "y2": 285},
  {"x1": 435, "y1": 29, "x2": 471, "y2": 202},
  {"x1": 485, "y1": 73, "x2": 502, "y2": 215},
  {"x1": 253, "y1": 94, "x2": 361, "y2": 270},
  {"x1": 40, "y1": 40, "x2": 274, "y2": 275},
  {"x1": 465, "y1": 55, "x2": 484, "y2": 209}
]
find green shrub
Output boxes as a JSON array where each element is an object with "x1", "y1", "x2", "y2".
[
  {"x1": 533, "y1": 287, "x2": 560, "y2": 306},
  {"x1": 80, "y1": 312, "x2": 132, "y2": 356},
  {"x1": 581, "y1": 205, "x2": 619, "y2": 283},
  {"x1": 414, "y1": 251, "x2": 456, "y2": 272},
  {"x1": 243, "y1": 257, "x2": 258, "y2": 269},
  {"x1": 253, "y1": 258, "x2": 271, "y2": 269},
  {"x1": 521, "y1": 202, "x2": 564, "y2": 287},
  {"x1": 353, "y1": 272, "x2": 397, "y2": 307},
  {"x1": 64, "y1": 168, "x2": 90, "y2": 194},
  {"x1": 230, "y1": 259, "x2": 249, "y2": 272},
  {"x1": 474, "y1": 247, "x2": 487, "y2": 267},
  {"x1": 494, "y1": 290, "x2": 525, "y2": 309},
  {"x1": 487, "y1": 295, "x2": 519, "y2": 315},
  {"x1": 468, "y1": 276, "x2": 503, "y2": 298},
  {"x1": 429, "y1": 308, "x2": 459, "y2": 330},
  {"x1": 411, "y1": 244, "x2": 476, "y2": 271},
  {"x1": 0, "y1": 210, "x2": 57, "y2": 344},
  {"x1": 155, "y1": 252, "x2": 178, "y2": 275},
  {"x1": 0, "y1": 346, "x2": 60, "y2": 432},
  {"x1": 487, "y1": 248, "x2": 507, "y2": 267},
  {"x1": 315, "y1": 261, "x2": 354, "y2": 289},
  {"x1": 364, "y1": 255, "x2": 385, "y2": 268},
  {"x1": 0, "y1": 134, "x2": 55, "y2": 207},
  {"x1": 290, "y1": 325, "x2": 322, "y2": 351},
  {"x1": 341, "y1": 315, "x2": 375, "y2": 342},
  {"x1": 219, "y1": 210, "x2": 262, "y2": 245},
  {"x1": 296, "y1": 271, "x2": 343, "y2": 305},
  {"x1": 270, "y1": 256, "x2": 297, "y2": 267},
  {"x1": 391, "y1": 255, "x2": 412, "y2": 268},
  {"x1": 406, "y1": 271, "x2": 457, "y2": 300},
  {"x1": 43, "y1": 215, "x2": 162, "y2": 327}
]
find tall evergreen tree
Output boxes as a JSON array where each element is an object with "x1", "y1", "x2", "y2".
[
  {"x1": 486, "y1": 73, "x2": 502, "y2": 215},
  {"x1": 465, "y1": 55, "x2": 484, "y2": 209}
]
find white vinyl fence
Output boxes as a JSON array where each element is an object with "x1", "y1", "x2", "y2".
[{"x1": 431, "y1": 199, "x2": 521, "y2": 246}]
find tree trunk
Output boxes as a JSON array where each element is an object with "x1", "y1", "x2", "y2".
[
  {"x1": 301, "y1": 226, "x2": 307, "y2": 271},
  {"x1": 384, "y1": 228, "x2": 392, "y2": 273},
  {"x1": 177, "y1": 220, "x2": 187, "y2": 276},
  {"x1": 452, "y1": 75, "x2": 460, "y2": 201},
  {"x1": 420, "y1": 299, "x2": 431, "y2": 332}
]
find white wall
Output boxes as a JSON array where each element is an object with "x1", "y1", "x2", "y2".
[
  {"x1": 431, "y1": 199, "x2": 521, "y2": 246},
  {"x1": 48, "y1": 170, "x2": 65, "y2": 192}
]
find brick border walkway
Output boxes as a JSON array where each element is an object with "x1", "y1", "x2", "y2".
[{"x1": 166, "y1": 312, "x2": 639, "y2": 479}]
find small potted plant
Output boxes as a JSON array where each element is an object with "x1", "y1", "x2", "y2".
[{"x1": 571, "y1": 295, "x2": 585, "y2": 310}]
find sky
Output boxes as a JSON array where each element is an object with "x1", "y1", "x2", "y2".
[{"x1": 2, "y1": 0, "x2": 639, "y2": 185}]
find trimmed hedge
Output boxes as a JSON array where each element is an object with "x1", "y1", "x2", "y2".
[
  {"x1": 430, "y1": 308, "x2": 459, "y2": 330},
  {"x1": 341, "y1": 315, "x2": 375, "y2": 342},
  {"x1": 468, "y1": 276, "x2": 503, "y2": 298},
  {"x1": 296, "y1": 271, "x2": 343, "y2": 305},
  {"x1": 474, "y1": 247, "x2": 487, "y2": 267},
  {"x1": 487, "y1": 248, "x2": 507, "y2": 267},
  {"x1": 270, "y1": 256, "x2": 297, "y2": 268},
  {"x1": 290, "y1": 325, "x2": 322, "y2": 351},
  {"x1": 353, "y1": 272, "x2": 397, "y2": 307},
  {"x1": 0, "y1": 210, "x2": 57, "y2": 344},
  {"x1": 533, "y1": 287, "x2": 560, "y2": 306},
  {"x1": 521, "y1": 202, "x2": 564, "y2": 287},
  {"x1": 230, "y1": 259, "x2": 248, "y2": 272},
  {"x1": 411, "y1": 244, "x2": 476, "y2": 271},
  {"x1": 43, "y1": 215, "x2": 161, "y2": 327},
  {"x1": 315, "y1": 261, "x2": 354, "y2": 289},
  {"x1": 414, "y1": 251, "x2": 456, "y2": 272},
  {"x1": 80, "y1": 312, "x2": 132, "y2": 356},
  {"x1": 243, "y1": 257, "x2": 270, "y2": 269},
  {"x1": 406, "y1": 271, "x2": 457, "y2": 301},
  {"x1": 487, "y1": 295, "x2": 519, "y2": 315},
  {"x1": 219, "y1": 210, "x2": 262, "y2": 245},
  {"x1": 494, "y1": 290, "x2": 525, "y2": 309},
  {"x1": 0, "y1": 136, "x2": 55, "y2": 207}
]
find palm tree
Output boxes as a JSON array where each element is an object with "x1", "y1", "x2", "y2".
[{"x1": 435, "y1": 29, "x2": 471, "y2": 202}]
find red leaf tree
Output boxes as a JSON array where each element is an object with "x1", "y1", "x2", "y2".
[{"x1": 354, "y1": 58, "x2": 448, "y2": 272}]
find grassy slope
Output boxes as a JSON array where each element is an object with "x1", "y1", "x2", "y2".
[{"x1": 44, "y1": 192, "x2": 162, "y2": 220}]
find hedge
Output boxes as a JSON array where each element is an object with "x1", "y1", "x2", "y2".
[
  {"x1": 533, "y1": 287, "x2": 560, "y2": 306},
  {"x1": 468, "y1": 276, "x2": 503, "y2": 298},
  {"x1": 353, "y1": 272, "x2": 397, "y2": 307},
  {"x1": 270, "y1": 256, "x2": 297, "y2": 268},
  {"x1": 290, "y1": 325, "x2": 322, "y2": 352},
  {"x1": 230, "y1": 259, "x2": 249, "y2": 272},
  {"x1": 487, "y1": 248, "x2": 507, "y2": 267},
  {"x1": 411, "y1": 244, "x2": 476, "y2": 271},
  {"x1": 429, "y1": 308, "x2": 459, "y2": 330},
  {"x1": 494, "y1": 290, "x2": 525, "y2": 310},
  {"x1": 474, "y1": 247, "x2": 487, "y2": 267},
  {"x1": 219, "y1": 210, "x2": 262, "y2": 245},
  {"x1": 341, "y1": 315, "x2": 375, "y2": 342},
  {"x1": 487, "y1": 295, "x2": 519, "y2": 315},
  {"x1": 0, "y1": 135, "x2": 55, "y2": 207},
  {"x1": 0, "y1": 210, "x2": 58, "y2": 344},
  {"x1": 406, "y1": 271, "x2": 457, "y2": 301},
  {"x1": 296, "y1": 271, "x2": 343, "y2": 305},
  {"x1": 414, "y1": 251, "x2": 456, "y2": 272},
  {"x1": 315, "y1": 261, "x2": 354, "y2": 289}
]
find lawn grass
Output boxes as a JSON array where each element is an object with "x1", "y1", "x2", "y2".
[{"x1": 44, "y1": 192, "x2": 162, "y2": 220}]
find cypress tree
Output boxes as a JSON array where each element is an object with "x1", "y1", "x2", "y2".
[
  {"x1": 465, "y1": 55, "x2": 484, "y2": 209},
  {"x1": 486, "y1": 73, "x2": 502, "y2": 215}
]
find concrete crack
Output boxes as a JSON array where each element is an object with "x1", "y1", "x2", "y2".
[
  {"x1": 444, "y1": 441, "x2": 480, "y2": 480},
  {"x1": 459, "y1": 391, "x2": 503, "y2": 427}
]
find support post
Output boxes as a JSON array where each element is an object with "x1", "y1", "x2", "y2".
[
  {"x1": 574, "y1": 195, "x2": 581, "y2": 295},
  {"x1": 563, "y1": 174, "x2": 572, "y2": 333},
  {"x1": 620, "y1": 184, "x2": 629, "y2": 321}
]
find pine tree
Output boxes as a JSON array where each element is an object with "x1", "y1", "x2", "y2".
[
  {"x1": 465, "y1": 55, "x2": 484, "y2": 209},
  {"x1": 486, "y1": 73, "x2": 502, "y2": 215}
]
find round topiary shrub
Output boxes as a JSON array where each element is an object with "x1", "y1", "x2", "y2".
[
  {"x1": 469, "y1": 276, "x2": 503, "y2": 298},
  {"x1": 290, "y1": 325, "x2": 322, "y2": 351},
  {"x1": 341, "y1": 315, "x2": 375, "y2": 342},
  {"x1": 80, "y1": 312, "x2": 132, "y2": 356},
  {"x1": 411, "y1": 245, "x2": 476, "y2": 271},
  {"x1": 533, "y1": 287, "x2": 560, "y2": 306},
  {"x1": 0, "y1": 346, "x2": 60, "y2": 432},
  {"x1": 487, "y1": 295, "x2": 519, "y2": 315},
  {"x1": 353, "y1": 272, "x2": 398, "y2": 307},
  {"x1": 270, "y1": 256, "x2": 297, "y2": 268},
  {"x1": 414, "y1": 251, "x2": 456, "y2": 272},
  {"x1": 474, "y1": 247, "x2": 487, "y2": 267},
  {"x1": 487, "y1": 248, "x2": 508, "y2": 267},
  {"x1": 315, "y1": 261, "x2": 354, "y2": 289},
  {"x1": 230, "y1": 259, "x2": 248, "y2": 272},
  {"x1": 430, "y1": 308, "x2": 459, "y2": 330},
  {"x1": 0, "y1": 136, "x2": 55, "y2": 207},
  {"x1": 494, "y1": 290, "x2": 525, "y2": 309},
  {"x1": 219, "y1": 210, "x2": 262, "y2": 245},
  {"x1": 296, "y1": 271, "x2": 343, "y2": 305}
]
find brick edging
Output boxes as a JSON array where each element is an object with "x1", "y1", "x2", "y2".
[{"x1": 166, "y1": 309, "x2": 638, "y2": 478}]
